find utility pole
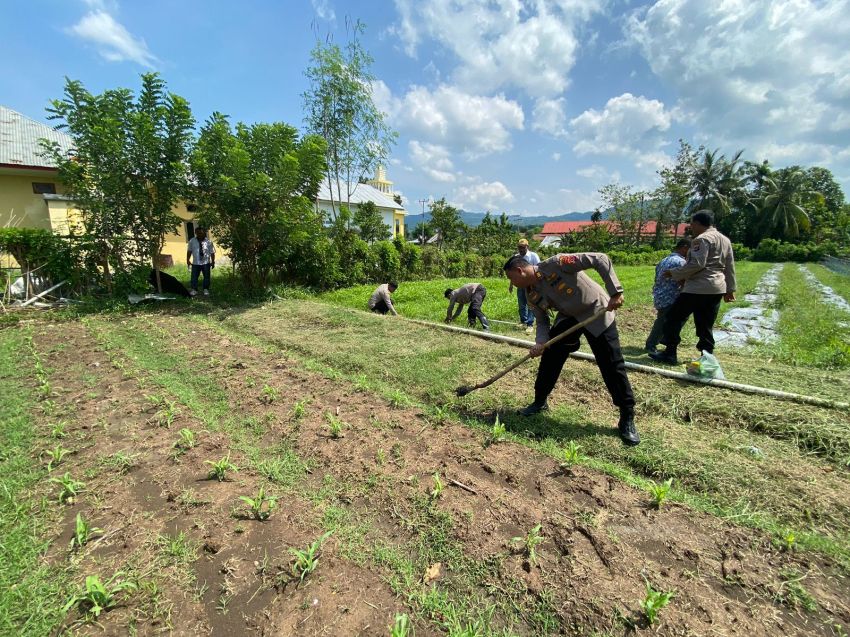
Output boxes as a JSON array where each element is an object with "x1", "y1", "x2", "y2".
[{"x1": 417, "y1": 198, "x2": 429, "y2": 245}]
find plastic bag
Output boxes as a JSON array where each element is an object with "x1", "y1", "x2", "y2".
[{"x1": 686, "y1": 351, "x2": 725, "y2": 380}]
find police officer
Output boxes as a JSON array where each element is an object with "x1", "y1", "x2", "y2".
[
  {"x1": 445, "y1": 283, "x2": 489, "y2": 330},
  {"x1": 503, "y1": 252, "x2": 640, "y2": 446},
  {"x1": 650, "y1": 211, "x2": 736, "y2": 364}
]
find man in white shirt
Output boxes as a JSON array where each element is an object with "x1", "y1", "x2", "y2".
[
  {"x1": 508, "y1": 239, "x2": 540, "y2": 333},
  {"x1": 186, "y1": 227, "x2": 215, "y2": 297},
  {"x1": 368, "y1": 282, "x2": 399, "y2": 315}
]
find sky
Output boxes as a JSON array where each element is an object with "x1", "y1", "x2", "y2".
[{"x1": 1, "y1": 0, "x2": 849, "y2": 217}]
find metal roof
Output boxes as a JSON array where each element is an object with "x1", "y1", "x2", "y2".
[
  {"x1": 316, "y1": 181, "x2": 405, "y2": 212},
  {"x1": 0, "y1": 105, "x2": 73, "y2": 169}
]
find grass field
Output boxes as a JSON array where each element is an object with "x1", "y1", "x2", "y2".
[{"x1": 2, "y1": 262, "x2": 850, "y2": 635}]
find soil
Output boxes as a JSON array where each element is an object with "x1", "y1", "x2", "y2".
[{"x1": 28, "y1": 315, "x2": 850, "y2": 636}]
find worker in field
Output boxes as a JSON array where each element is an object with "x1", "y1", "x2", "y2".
[
  {"x1": 445, "y1": 283, "x2": 490, "y2": 330},
  {"x1": 368, "y1": 281, "x2": 399, "y2": 315},
  {"x1": 503, "y1": 252, "x2": 640, "y2": 446},
  {"x1": 650, "y1": 211, "x2": 736, "y2": 365},
  {"x1": 645, "y1": 238, "x2": 691, "y2": 354},
  {"x1": 186, "y1": 226, "x2": 216, "y2": 297},
  {"x1": 508, "y1": 238, "x2": 541, "y2": 334}
]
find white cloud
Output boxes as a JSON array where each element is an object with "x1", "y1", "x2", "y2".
[
  {"x1": 391, "y1": 0, "x2": 604, "y2": 98},
  {"x1": 532, "y1": 97, "x2": 568, "y2": 138},
  {"x1": 557, "y1": 187, "x2": 601, "y2": 212},
  {"x1": 552, "y1": 152, "x2": 561, "y2": 161},
  {"x1": 409, "y1": 140, "x2": 456, "y2": 182},
  {"x1": 626, "y1": 0, "x2": 850, "y2": 172},
  {"x1": 375, "y1": 81, "x2": 524, "y2": 159},
  {"x1": 576, "y1": 164, "x2": 621, "y2": 182},
  {"x1": 311, "y1": 0, "x2": 336, "y2": 21},
  {"x1": 453, "y1": 180, "x2": 515, "y2": 210},
  {"x1": 569, "y1": 92, "x2": 673, "y2": 171},
  {"x1": 68, "y1": 10, "x2": 157, "y2": 67}
]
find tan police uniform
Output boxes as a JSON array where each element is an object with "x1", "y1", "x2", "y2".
[
  {"x1": 368, "y1": 284, "x2": 397, "y2": 315},
  {"x1": 446, "y1": 283, "x2": 489, "y2": 329}
]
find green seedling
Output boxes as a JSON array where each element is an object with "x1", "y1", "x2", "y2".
[
  {"x1": 63, "y1": 573, "x2": 137, "y2": 619},
  {"x1": 388, "y1": 389, "x2": 408, "y2": 408},
  {"x1": 649, "y1": 478, "x2": 673, "y2": 509},
  {"x1": 430, "y1": 405, "x2": 449, "y2": 425},
  {"x1": 639, "y1": 581, "x2": 675, "y2": 625},
  {"x1": 51, "y1": 473, "x2": 85, "y2": 503},
  {"x1": 260, "y1": 384, "x2": 279, "y2": 404},
  {"x1": 50, "y1": 421, "x2": 68, "y2": 439},
  {"x1": 781, "y1": 531, "x2": 796, "y2": 552},
  {"x1": 512, "y1": 524, "x2": 545, "y2": 566},
  {"x1": 174, "y1": 427, "x2": 198, "y2": 453},
  {"x1": 155, "y1": 400, "x2": 180, "y2": 428},
  {"x1": 775, "y1": 568, "x2": 817, "y2": 611},
  {"x1": 376, "y1": 449, "x2": 386, "y2": 465},
  {"x1": 103, "y1": 451, "x2": 138, "y2": 475},
  {"x1": 560, "y1": 440, "x2": 582, "y2": 471},
  {"x1": 239, "y1": 486, "x2": 277, "y2": 521},
  {"x1": 291, "y1": 399, "x2": 308, "y2": 421},
  {"x1": 391, "y1": 613, "x2": 412, "y2": 637},
  {"x1": 205, "y1": 455, "x2": 238, "y2": 482},
  {"x1": 430, "y1": 472, "x2": 444, "y2": 500},
  {"x1": 290, "y1": 531, "x2": 333, "y2": 583},
  {"x1": 44, "y1": 444, "x2": 71, "y2": 471},
  {"x1": 157, "y1": 531, "x2": 197, "y2": 563},
  {"x1": 70, "y1": 513, "x2": 102, "y2": 550},
  {"x1": 487, "y1": 416, "x2": 506, "y2": 445},
  {"x1": 326, "y1": 414, "x2": 345, "y2": 439}
]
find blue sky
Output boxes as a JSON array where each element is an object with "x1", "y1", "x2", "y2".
[{"x1": 2, "y1": 0, "x2": 848, "y2": 217}]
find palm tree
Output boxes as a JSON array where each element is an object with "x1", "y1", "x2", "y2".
[
  {"x1": 687, "y1": 148, "x2": 748, "y2": 226},
  {"x1": 757, "y1": 168, "x2": 814, "y2": 239}
]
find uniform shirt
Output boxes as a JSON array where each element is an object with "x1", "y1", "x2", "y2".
[
  {"x1": 368, "y1": 284, "x2": 397, "y2": 315},
  {"x1": 671, "y1": 227, "x2": 736, "y2": 294},
  {"x1": 652, "y1": 252, "x2": 687, "y2": 309},
  {"x1": 526, "y1": 253, "x2": 623, "y2": 342},
  {"x1": 188, "y1": 237, "x2": 215, "y2": 266},
  {"x1": 446, "y1": 283, "x2": 482, "y2": 319}
]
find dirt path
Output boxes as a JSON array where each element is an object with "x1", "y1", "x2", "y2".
[{"x1": 39, "y1": 313, "x2": 848, "y2": 636}]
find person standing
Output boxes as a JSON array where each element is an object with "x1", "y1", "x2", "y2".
[
  {"x1": 508, "y1": 238, "x2": 540, "y2": 333},
  {"x1": 650, "y1": 211, "x2": 736, "y2": 364},
  {"x1": 445, "y1": 283, "x2": 489, "y2": 330},
  {"x1": 645, "y1": 239, "x2": 691, "y2": 353},
  {"x1": 368, "y1": 281, "x2": 399, "y2": 315},
  {"x1": 186, "y1": 227, "x2": 215, "y2": 297},
  {"x1": 503, "y1": 252, "x2": 640, "y2": 446}
]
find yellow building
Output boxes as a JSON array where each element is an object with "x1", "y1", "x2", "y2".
[{"x1": 317, "y1": 165, "x2": 408, "y2": 238}]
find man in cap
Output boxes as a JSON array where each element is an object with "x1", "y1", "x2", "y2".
[
  {"x1": 445, "y1": 283, "x2": 489, "y2": 330},
  {"x1": 503, "y1": 252, "x2": 640, "y2": 446},
  {"x1": 508, "y1": 239, "x2": 541, "y2": 333},
  {"x1": 650, "y1": 211, "x2": 736, "y2": 364}
]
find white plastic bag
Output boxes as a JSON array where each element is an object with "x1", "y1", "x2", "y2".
[{"x1": 686, "y1": 351, "x2": 725, "y2": 380}]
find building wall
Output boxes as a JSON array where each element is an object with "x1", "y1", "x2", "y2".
[
  {"x1": 316, "y1": 201, "x2": 405, "y2": 239},
  {"x1": 0, "y1": 169, "x2": 64, "y2": 230}
]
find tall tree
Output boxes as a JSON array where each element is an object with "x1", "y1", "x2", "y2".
[
  {"x1": 654, "y1": 139, "x2": 701, "y2": 244},
  {"x1": 302, "y1": 21, "x2": 397, "y2": 221},
  {"x1": 757, "y1": 168, "x2": 813, "y2": 240},
  {"x1": 687, "y1": 148, "x2": 747, "y2": 237},
  {"x1": 353, "y1": 200, "x2": 390, "y2": 243},
  {"x1": 428, "y1": 197, "x2": 464, "y2": 249},
  {"x1": 190, "y1": 113, "x2": 328, "y2": 289},
  {"x1": 802, "y1": 167, "x2": 846, "y2": 243},
  {"x1": 43, "y1": 73, "x2": 194, "y2": 292},
  {"x1": 599, "y1": 183, "x2": 651, "y2": 246}
]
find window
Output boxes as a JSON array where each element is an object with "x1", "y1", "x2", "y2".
[
  {"x1": 395, "y1": 219, "x2": 400, "y2": 236},
  {"x1": 186, "y1": 204, "x2": 198, "y2": 212},
  {"x1": 32, "y1": 182, "x2": 56, "y2": 194},
  {"x1": 185, "y1": 221, "x2": 195, "y2": 242}
]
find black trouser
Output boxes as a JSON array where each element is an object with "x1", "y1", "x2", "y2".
[
  {"x1": 467, "y1": 286, "x2": 489, "y2": 329},
  {"x1": 534, "y1": 317, "x2": 635, "y2": 409},
  {"x1": 371, "y1": 299, "x2": 390, "y2": 314},
  {"x1": 662, "y1": 292, "x2": 723, "y2": 354}
]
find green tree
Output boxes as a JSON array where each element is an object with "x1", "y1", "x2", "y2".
[
  {"x1": 428, "y1": 197, "x2": 464, "y2": 249},
  {"x1": 44, "y1": 73, "x2": 195, "y2": 292},
  {"x1": 756, "y1": 168, "x2": 813, "y2": 240},
  {"x1": 654, "y1": 139, "x2": 701, "y2": 244},
  {"x1": 687, "y1": 148, "x2": 748, "y2": 237},
  {"x1": 302, "y1": 22, "x2": 397, "y2": 221},
  {"x1": 599, "y1": 183, "x2": 651, "y2": 246},
  {"x1": 353, "y1": 200, "x2": 390, "y2": 243},
  {"x1": 802, "y1": 167, "x2": 846, "y2": 242},
  {"x1": 190, "y1": 113, "x2": 328, "y2": 289}
]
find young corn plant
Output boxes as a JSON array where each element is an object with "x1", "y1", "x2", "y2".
[
  {"x1": 649, "y1": 478, "x2": 673, "y2": 509},
  {"x1": 291, "y1": 399, "x2": 308, "y2": 422},
  {"x1": 205, "y1": 455, "x2": 238, "y2": 482},
  {"x1": 639, "y1": 581, "x2": 675, "y2": 626},
  {"x1": 388, "y1": 390, "x2": 408, "y2": 408},
  {"x1": 63, "y1": 574, "x2": 137, "y2": 619},
  {"x1": 173, "y1": 428, "x2": 198, "y2": 456},
  {"x1": 560, "y1": 441, "x2": 582, "y2": 473},
  {"x1": 326, "y1": 414, "x2": 345, "y2": 439},
  {"x1": 430, "y1": 472, "x2": 444, "y2": 501},
  {"x1": 259, "y1": 384, "x2": 279, "y2": 404},
  {"x1": 51, "y1": 473, "x2": 85, "y2": 503},
  {"x1": 155, "y1": 400, "x2": 180, "y2": 428},
  {"x1": 69, "y1": 513, "x2": 103, "y2": 550},
  {"x1": 44, "y1": 444, "x2": 71, "y2": 471},
  {"x1": 486, "y1": 416, "x2": 507, "y2": 446},
  {"x1": 391, "y1": 613, "x2": 412, "y2": 637},
  {"x1": 50, "y1": 421, "x2": 68, "y2": 439},
  {"x1": 781, "y1": 531, "x2": 796, "y2": 552},
  {"x1": 512, "y1": 524, "x2": 545, "y2": 566},
  {"x1": 290, "y1": 531, "x2": 333, "y2": 583},
  {"x1": 239, "y1": 486, "x2": 277, "y2": 521}
]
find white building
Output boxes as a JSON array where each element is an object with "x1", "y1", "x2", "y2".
[{"x1": 315, "y1": 166, "x2": 407, "y2": 238}]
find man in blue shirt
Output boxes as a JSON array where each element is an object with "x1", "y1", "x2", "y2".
[
  {"x1": 508, "y1": 239, "x2": 541, "y2": 333},
  {"x1": 645, "y1": 239, "x2": 690, "y2": 353}
]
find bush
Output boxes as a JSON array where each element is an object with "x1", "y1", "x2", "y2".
[
  {"x1": 0, "y1": 228, "x2": 82, "y2": 287},
  {"x1": 753, "y1": 239, "x2": 827, "y2": 262},
  {"x1": 366, "y1": 241, "x2": 401, "y2": 282}
]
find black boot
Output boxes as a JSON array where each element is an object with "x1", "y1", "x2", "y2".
[
  {"x1": 649, "y1": 347, "x2": 678, "y2": 365},
  {"x1": 519, "y1": 400, "x2": 549, "y2": 416},
  {"x1": 618, "y1": 407, "x2": 640, "y2": 446}
]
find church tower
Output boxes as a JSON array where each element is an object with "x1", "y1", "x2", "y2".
[{"x1": 367, "y1": 165, "x2": 394, "y2": 195}]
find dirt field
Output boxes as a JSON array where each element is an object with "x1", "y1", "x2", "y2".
[{"x1": 3, "y1": 304, "x2": 848, "y2": 636}]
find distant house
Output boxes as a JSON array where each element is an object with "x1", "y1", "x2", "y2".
[
  {"x1": 315, "y1": 166, "x2": 407, "y2": 239},
  {"x1": 537, "y1": 220, "x2": 690, "y2": 247}
]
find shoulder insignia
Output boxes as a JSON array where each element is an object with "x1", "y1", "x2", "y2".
[
  {"x1": 547, "y1": 272, "x2": 559, "y2": 282},
  {"x1": 559, "y1": 255, "x2": 577, "y2": 266},
  {"x1": 535, "y1": 271, "x2": 543, "y2": 280},
  {"x1": 557, "y1": 282, "x2": 566, "y2": 291},
  {"x1": 566, "y1": 288, "x2": 573, "y2": 295}
]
